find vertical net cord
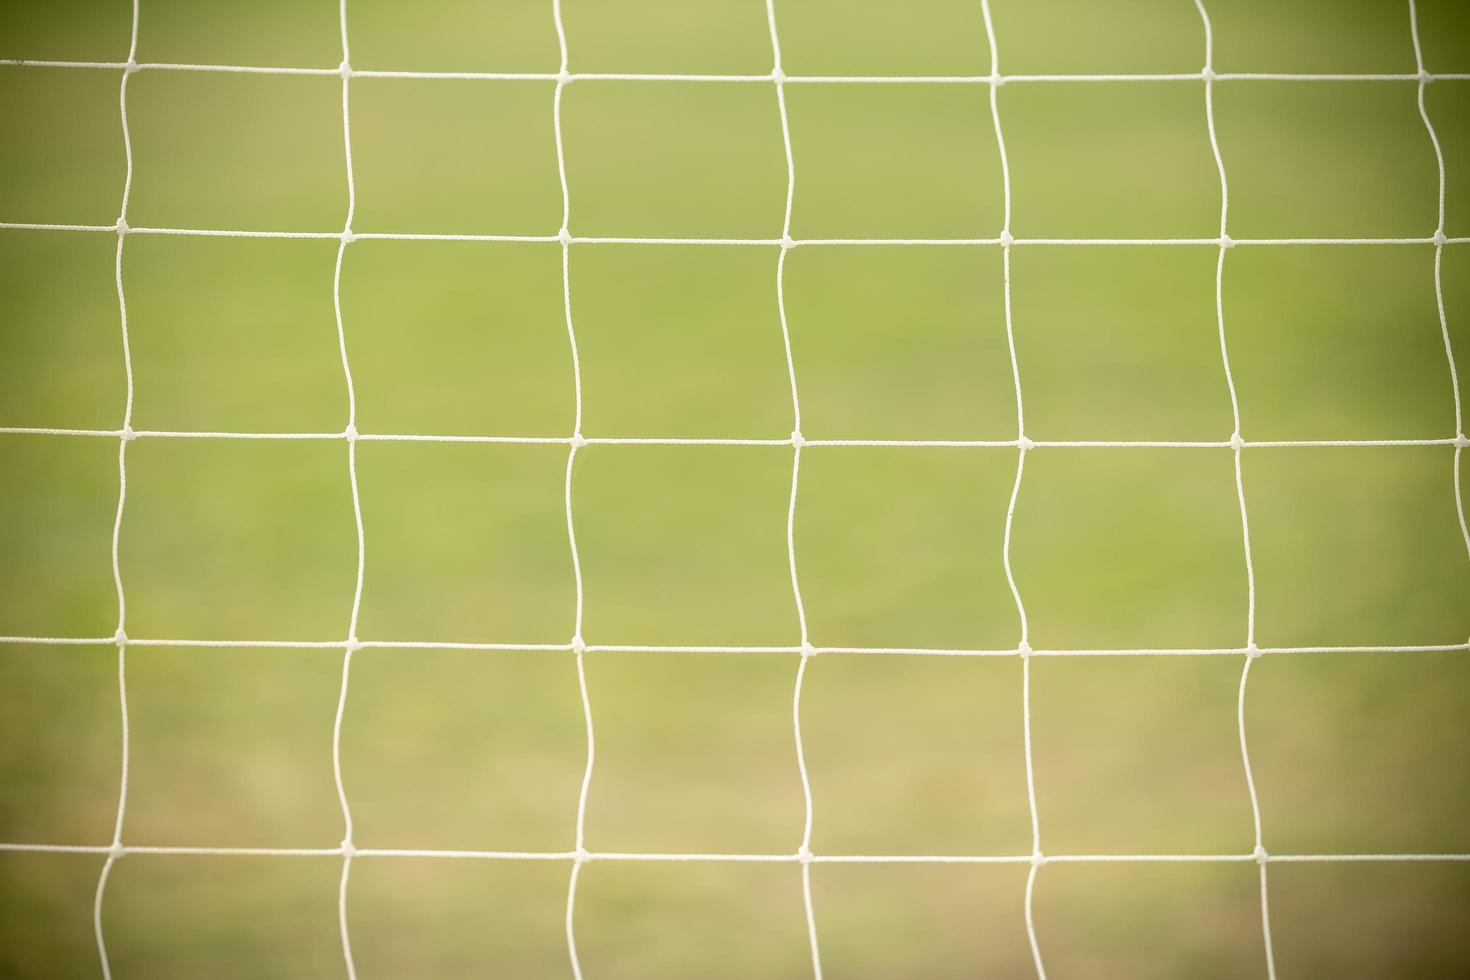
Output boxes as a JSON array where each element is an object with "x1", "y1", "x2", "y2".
[
  {"x1": 1408, "y1": 0, "x2": 1470, "y2": 566},
  {"x1": 1194, "y1": 3, "x2": 1275, "y2": 977},
  {"x1": 331, "y1": 3, "x2": 364, "y2": 977},
  {"x1": 551, "y1": 3, "x2": 595, "y2": 976},
  {"x1": 763, "y1": 3, "x2": 823, "y2": 977},
  {"x1": 93, "y1": 3, "x2": 141, "y2": 977},
  {"x1": 977, "y1": 3, "x2": 1043, "y2": 976}
]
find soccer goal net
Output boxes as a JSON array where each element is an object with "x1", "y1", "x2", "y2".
[{"x1": 1, "y1": 0, "x2": 1468, "y2": 977}]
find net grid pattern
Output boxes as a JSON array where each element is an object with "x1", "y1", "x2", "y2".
[{"x1": 1, "y1": 1, "x2": 1468, "y2": 979}]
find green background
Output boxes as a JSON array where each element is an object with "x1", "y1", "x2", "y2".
[{"x1": 2, "y1": 0, "x2": 1470, "y2": 977}]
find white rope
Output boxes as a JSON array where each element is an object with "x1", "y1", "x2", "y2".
[
  {"x1": 91, "y1": 3, "x2": 140, "y2": 976},
  {"x1": 1194, "y1": 4, "x2": 1276, "y2": 977},
  {"x1": 1407, "y1": 1, "x2": 1470, "y2": 566},
  {"x1": 4, "y1": 58, "x2": 1470, "y2": 84},
  {"x1": 545, "y1": 4, "x2": 597, "y2": 976},
  {"x1": 326, "y1": 3, "x2": 365, "y2": 977},
  {"x1": 975, "y1": 4, "x2": 1046, "y2": 975},
  {"x1": 5, "y1": 221, "x2": 1467, "y2": 247},
  {"x1": 4, "y1": 841, "x2": 1468, "y2": 863},
  {"x1": 760, "y1": 3, "x2": 824, "y2": 976},
  {"x1": 4, "y1": 636, "x2": 1464, "y2": 656},
  {"x1": 2, "y1": 428, "x2": 1458, "y2": 449}
]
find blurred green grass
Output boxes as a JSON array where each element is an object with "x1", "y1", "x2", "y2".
[{"x1": 3, "y1": 0, "x2": 1470, "y2": 978}]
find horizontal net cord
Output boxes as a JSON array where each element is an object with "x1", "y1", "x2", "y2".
[
  {"x1": 2, "y1": 59, "x2": 1468, "y2": 84},
  {"x1": 3, "y1": 636, "x2": 1465, "y2": 656},
  {"x1": 1, "y1": 429, "x2": 1464, "y2": 449},
  {"x1": 1, "y1": 842, "x2": 1467, "y2": 864},
  {"x1": 2, "y1": 223, "x2": 1466, "y2": 247}
]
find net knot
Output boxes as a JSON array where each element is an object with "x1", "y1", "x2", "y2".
[
  {"x1": 123, "y1": 60, "x2": 139, "y2": 75},
  {"x1": 989, "y1": 72, "x2": 1005, "y2": 88},
  {"x1": 780, "y1": 235, "x2": 796, "y2": 251},
  {"x1": 573, "y1": 847, "x2": 592, "y2": 864},
  {"x1": 1017, "y1": 640, "x2": 1032, "y2": 658},
  {"x1": 1017, "y1": 435, "x2": 1034, "y2": 451},
  {"x1": 771, "y1": 68, "x2": 786, "y2": 84},
  {"x1": 1433, "y1": 229, "x2": 1448, "y2": 247},
  {"x1": 1456, "y1": 433, "x2": 1469, "y2": 449},
  {"x1": 1229, "y1": 431, "x2": 1244, "y2": 451},
  {"x1": 796, "y1": 845, "x2": 814, "y2": 865},
  {"x1": 1030, "y1": 850, "x2": 1046, "y2": 867},
  {"x1": 115, "y1": 217, "x2": 129, "y2": 236},
  {"x1": 108, "y1": 842, "x2": 127, "y2": 859},
  {"x1": 338, "y1": 60, "x2": 353, "y2": 79},
  {"x1": 113, "y1": 628, "x2": 128, "y2": 647},
  {"x1": 1200, "y1": 66, "x2": 1216, "y2": 83},
  {"x1": 790, "y1": 430, "x2": 805, "y2": 448},
  {"x1": 1418, "y1": 69, "x2": 1434, "y2": 85},
  {"x1": 571, "y1": 634, "x2": 587, "y2": 654},
  {"x1": 557, "y1": 70, "x2": 573, "y2": 85},
  {"x1": 1253, "y1": 844, "x2": 1268, "y2": 865},
  {"x1": 570, "y1": 433, "x2": 588, "y2": 449},
  {"x1": 120, "y1": 425, "x2": 137, "y2": 442},
  {"x1": 345, "y1": 637, "x2": 364, "y2": 653},
  {"x1": 998, "y1": 230, "x2": 1014, "y2": 247},
  {"x1": 558, "y1": 227, "x2": 573, "y2": 246},
  {"x1": 343, "y1": 424, "x2": 359, "y2": 442},
  {"x1": 1245, "y1": 642, "x2": 1261, "y2": 660},
  {"x1": 340, "y1": 228, "x2": 356, "y2": 245},
  {"x1": 800, "y1": 642, "x2": 817, "y2": 660},
  {"x1": 341, "y1": 839, "x2": 357, "y2": 857},
  {"x1": 1219, "y1": 234, "x2": 1234, "y2": 249}
]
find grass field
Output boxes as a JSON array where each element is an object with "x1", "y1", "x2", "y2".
[{"x1": 3, "y1": 0, "x2": 1470, "y2": 977}]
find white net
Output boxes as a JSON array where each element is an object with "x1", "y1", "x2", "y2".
[{"x1": 1, "y1": 0, "x2": 1468, "y2": 978}]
